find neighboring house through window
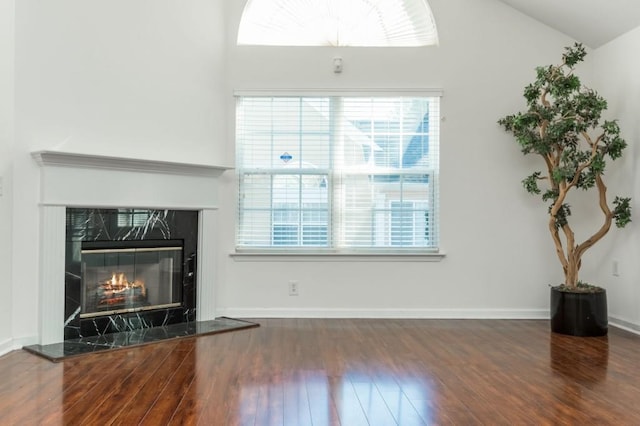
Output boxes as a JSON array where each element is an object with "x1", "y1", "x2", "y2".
[{"x1": 235, "y1": 94, "x2": 440, "y2": 252}]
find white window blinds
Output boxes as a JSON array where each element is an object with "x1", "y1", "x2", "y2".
[
  {"x1": 237, "y1": 0, "x2": 439, "y2": 47},
  {"x1": 236, "y1": 94, "x2": 440, "y2": 252}
]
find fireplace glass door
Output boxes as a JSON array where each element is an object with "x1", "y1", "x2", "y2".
[{"x1": 80, "y1": 240, "x2": 183, "y2": 318}]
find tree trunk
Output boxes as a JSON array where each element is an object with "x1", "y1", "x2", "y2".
[{"x1": 565, "y1": 252, "x2": 580, "y2": 288}]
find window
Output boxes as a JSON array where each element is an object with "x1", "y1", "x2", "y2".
[
  {"x1": 388, "y1": 201, "x2": 429, "y2": 247},
  {"x1": 237, "y1": 0, "x2": 438, "y2": 47},
  {"x1": 236, "y1": 93, "x2": 440, "y2": 253},
  {"x1": 117, "y1": 209, "x2": 151, "y2": 228}
]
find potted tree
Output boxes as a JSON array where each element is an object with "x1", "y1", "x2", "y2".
[{"x1": 498, "y1": 43, "x2": 632, "y2": 337}]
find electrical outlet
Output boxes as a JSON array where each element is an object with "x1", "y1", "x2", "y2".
[
  {"x1": 289, "y1": 280, "x2": 299, "y2": 296},
  {"x1": 613, "y1": 260, "x2": 620, "y2": 277}
]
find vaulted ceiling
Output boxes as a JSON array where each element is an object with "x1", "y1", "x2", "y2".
[{"x1": 496, "y1": 0, "x2": 640, "y2": 48}]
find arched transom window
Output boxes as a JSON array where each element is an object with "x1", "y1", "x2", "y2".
[{"x1": 237, "y1": 0, "x2": 438, "y2": 47}]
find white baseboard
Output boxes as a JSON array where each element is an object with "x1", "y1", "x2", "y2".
[
  {"x1": 0, "y1": 335, "x2": 38, "y2": 358},
  {"x1": 217, "y1": 308, "x2": 550, "y2": 320},
  {"x1": 609, "y1": 315, "x2": 640, "y2": 335},
  {"x1": 219, "y1": 309, "x2": 640, "y2": 334},
  {"x1": 0, "y1": 338, "x2": 13, "y2": 357}
]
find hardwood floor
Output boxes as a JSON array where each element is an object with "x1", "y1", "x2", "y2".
[{"x1": 2, "y1": 318, "x2": 640, "y2": 425}]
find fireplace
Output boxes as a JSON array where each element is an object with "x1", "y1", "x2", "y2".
[
  {"x1": 65, "y1": 208, "x2": 199, "y2": 340},
  {"x1": 32, "y1": 150, "x2": 229, "y2": 345},
  {"x1": 80, "y1": 240, "x2": 184, "y2": 318}
]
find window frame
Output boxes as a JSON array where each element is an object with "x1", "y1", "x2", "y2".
[
  {"x1": 237, "y1": 0, "x2": 439, "y2": 47},
  {"x1": 232, "y1": 89, "x2": 445, "y2": 261}
]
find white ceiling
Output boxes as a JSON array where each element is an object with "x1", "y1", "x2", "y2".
[{"x1": 496, "y1": 0, "x2": 640, "y2": 48}]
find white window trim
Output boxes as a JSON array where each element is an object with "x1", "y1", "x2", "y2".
[
  {"x1": 232, "y1": 88, "x2": 445, "y2": 260},
  {"x1": 229, "y1": 250, "x2": 446, "y2": 262},
  {"x1": 233, "y1": 88, "x2": 443, "y2": 98}
]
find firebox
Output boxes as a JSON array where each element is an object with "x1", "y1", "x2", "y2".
[{"x1": 80, "y1": 239, "x2": 184, "y2": 318}]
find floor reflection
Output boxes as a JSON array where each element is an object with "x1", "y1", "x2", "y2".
[
  {"x1": 238, "y1": 369, "x2": 434, "y2": 425},
  {"x1": 550, "y1": 332, "x2": 609, "y2": 384},
  {"x1": 549, "y1": 332, "x2": 610, "y2": 422}
]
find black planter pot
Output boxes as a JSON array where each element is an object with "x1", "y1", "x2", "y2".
[{"x1": 550, "y1": 286, "x2": 608, "y2": 336}]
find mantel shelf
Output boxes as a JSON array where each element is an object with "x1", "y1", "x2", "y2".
[{"x1": 31, "y1": 150, "x2": 233, "y2": 177}]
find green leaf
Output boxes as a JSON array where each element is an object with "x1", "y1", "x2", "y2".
[
  {"x1": 542, "y1": 189, "x2": 558, "y2": 202},
  {"x1": 613, "y1": 197, "x2": 632, "y2": 228},
  {"x1": 522, "y1": 172, "x2": 542, "y2": 194},
  {"x1": 562, "y1": 43, "x2": 586, "y2": 67}
]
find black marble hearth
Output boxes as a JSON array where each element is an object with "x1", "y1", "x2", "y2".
[
  {"x1": 24, "y1": 317, "x2": 259, "y2": 362},
  {"x1": 65, "y1": 208, "x2": 199, "y2": 340}
]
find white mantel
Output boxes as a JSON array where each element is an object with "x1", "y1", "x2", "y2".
[
  {"x1": 32, "y1": 150, "x2": 233, "y2": 344},
  {"x1": 32, "y1": 150, "x2": 231, "y2": 177},
  {"x1": 32, "y1": 150, "x2": 232, "y2": 209}
]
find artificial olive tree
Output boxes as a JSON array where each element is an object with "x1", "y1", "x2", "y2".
[{"x1": 498, "y1": 43, "x2": 631, "y2": 290}]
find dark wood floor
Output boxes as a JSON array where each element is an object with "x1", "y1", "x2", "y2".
[{"x1": 1, "y1": 319, "x2": 640, "y2": 425}]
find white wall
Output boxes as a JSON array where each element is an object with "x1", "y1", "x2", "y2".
[
  {"x1": 16, "y1": 0, "x2": 228, "y2": 163},
  {"x1": 587, "y1": 28, "x2": 640, "y2": 330},
  {"x1": 9, "y1": 0, "x2": 637, "y2": 349},
  {"x1": 216, "y1": 0, "x2": 579, "y2": 318},
  {"x1": 11, "y1": 0, "x2": 228, "y2": 349},
  {"x1": 0, "y1": 0, "x2": 14, "y2": 352}
]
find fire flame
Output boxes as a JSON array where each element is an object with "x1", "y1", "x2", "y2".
[{"x1": 98, "y1": 272, "x2": 147, "y2": 305}]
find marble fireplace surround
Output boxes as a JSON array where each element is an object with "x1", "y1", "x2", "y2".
[{"x1": 32, "y1": 150, "x2": 231, "y2": 345}]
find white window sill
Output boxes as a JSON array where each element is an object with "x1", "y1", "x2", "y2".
[{"x1": 229, "y1": 250, "x2": 446, "y2": 262}]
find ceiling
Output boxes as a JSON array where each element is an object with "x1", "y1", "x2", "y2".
[{"x1": 496, "y1": 0, "x2": 640, "y2": 49}]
